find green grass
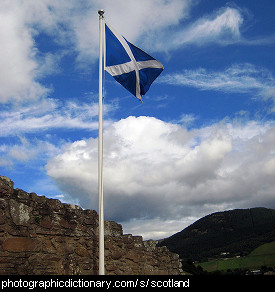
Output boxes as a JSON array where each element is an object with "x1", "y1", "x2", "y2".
[{"x1": 197, "y1": 241, "x2": 275, "y2": 272}]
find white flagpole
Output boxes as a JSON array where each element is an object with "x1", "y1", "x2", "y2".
[{"x1": 98, "y1": 9, "x2": 105, "y2": 276}]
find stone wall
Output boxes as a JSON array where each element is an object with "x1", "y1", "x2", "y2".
[{"x1": 0, "y1": 176, "x2": 183, "y2": 275}]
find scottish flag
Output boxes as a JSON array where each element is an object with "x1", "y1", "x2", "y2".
[{"x1": 105, "y1": 22, "x2": 164, "y2": 101}]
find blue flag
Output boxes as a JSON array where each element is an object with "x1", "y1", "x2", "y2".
[{"x1": 105, "y1": 22, "x2": 164, "y2": 101}]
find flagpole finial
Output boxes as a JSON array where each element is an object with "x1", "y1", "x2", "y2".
[{"x1": 98, "y1": 9, "x2": 104, "y2": 16}]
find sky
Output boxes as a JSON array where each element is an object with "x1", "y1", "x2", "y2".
[{"x1": 0, "y1": 0, "x2": 275, "y2": 240}]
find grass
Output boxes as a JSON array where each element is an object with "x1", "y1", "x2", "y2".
[{"x1": 197, "y1": 241, "x2": 275, "y2": 272}]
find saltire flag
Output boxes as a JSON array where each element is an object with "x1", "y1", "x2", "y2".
[{"x1": 104, "y1": 22, "x2": 164, "y2": 101}]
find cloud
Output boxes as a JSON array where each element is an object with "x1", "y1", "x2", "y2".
[
  {"x1": 8, "y1": 137, "x2": 37, "y2": 162},
  {"x1": 0, "y1": 135, "x2": 63, "y2": 173},
  {"x1": 0, "y1": 1, "x2": 50, "y2": 103},
  {"x1": 144, "y1": 6, "x2": 244, "y2": 51},
  {"x1": 176, "y1": 6, "x2": 243, "y2": 46},
  {"x1": 122, "y1": 217, "x2": 199, "y2": 241},
  {"x1": 145, "y1": 5, "x2": 275, "y2": 51},
  {"x1": 68, "y1": 0, "x2": 192, "y2": 62},
  {"x1": 159, "y1": 63, "x2": 275, "y2": 106},
  {"x1": 15, "y1": 0, "x2": 192, "y2": 64},
  {"x1": 0, "y1": 0, "x2": 73, "y2": 103},
  {"x1": 177, "y1": 114, "x2": 197, "y2": 127},
  {"x1": 0, "y1": 98, "x2": 116, "y2": 137},
  {"x1": 46, "y1": 116, "x2": 275, "y2": 238},
  {"x1": 0, "y1": 0, "x2": 80, "y2": 103}
]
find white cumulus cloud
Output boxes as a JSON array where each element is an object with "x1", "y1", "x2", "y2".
[
  {"x1": 46, "y1": 116, "x2": 275, "y2": 238},
  {"x1": 0, "y1": 2, "x2": 49, "y2": 103}
]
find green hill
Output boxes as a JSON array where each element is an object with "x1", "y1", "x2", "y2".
[
  {"x1": 198, "y1": 241, "x2": 275, "y2": 273},
  {"x1": 157, "y1": 207, "x2": 275, "y2": 262}
]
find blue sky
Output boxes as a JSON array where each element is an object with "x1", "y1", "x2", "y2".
[{"x1": 0, "y1": 0, "x2": 275, "y2": 239}]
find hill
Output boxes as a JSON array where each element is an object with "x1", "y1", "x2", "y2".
[
  {"x1": 157, "y1": 208, "x2": 275, "y2": 262},
  {"x1": 198, "y1": 240, "x2": 275, "y2": 273}
]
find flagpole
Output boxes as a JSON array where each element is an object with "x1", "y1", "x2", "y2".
[{"x1": 98, "y1": 8, "x2": 105, "y2": 276}]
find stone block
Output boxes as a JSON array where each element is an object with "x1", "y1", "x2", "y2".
[{"x1": 3, "y1": 237, "x2": 41, "y2": 252}]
